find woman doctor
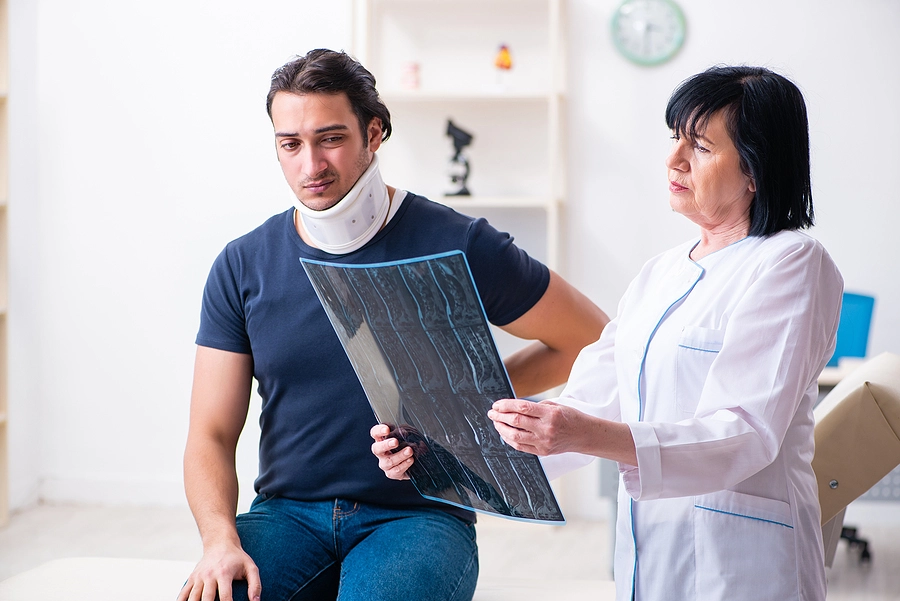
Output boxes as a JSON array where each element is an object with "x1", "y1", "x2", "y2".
[{"x1": 374, "y1": 66, "x2": 843, "y2": 601}]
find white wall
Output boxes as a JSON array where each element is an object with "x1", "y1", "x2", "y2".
[
  {"x1": 7, "y1": 0, "x2": 900, "y2": 516},
  {"x1": 565, "y1": 0, "x2": 900, "y2": 349}
]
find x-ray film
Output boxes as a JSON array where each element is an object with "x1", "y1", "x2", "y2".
[{"x1": 302, "y1": 251, "x2": 564, "y2": 523}]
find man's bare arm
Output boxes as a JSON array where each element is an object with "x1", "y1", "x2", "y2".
[
  {"x1": 500, "y1": 270, "x2": 609, "y2": 398},
  {"x1": 179, "y1": 346, "x2": 261, "y2": 601}
]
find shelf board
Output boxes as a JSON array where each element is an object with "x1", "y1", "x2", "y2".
[
  {"x1": 438, "y1": 195, "x2": 559, "y2": 209},
  {"x1": 382, "y1": 90, "x2": 561, "y2": 104}
]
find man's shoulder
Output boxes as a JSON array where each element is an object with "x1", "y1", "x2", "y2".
[
  {"x1": 395, "y1": 192, "x2": 487, "y2": 240},
  {"x1": 402, "y1": 191, "x2": 473, "y2": 219},
  {"x1": 224, "y1": 209, "x2": 293, "y2": 250}
]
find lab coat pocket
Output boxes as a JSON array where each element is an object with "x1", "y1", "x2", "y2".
[
  {"x1": 693, "y1": 490, "x2": 798, "y2": 599},
  {"x1": 675, "y1": 326, "x2": 724, "y2": 414}
]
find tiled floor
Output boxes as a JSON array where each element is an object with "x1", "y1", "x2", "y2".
[{"x1": 0, "y1": 501, "x2": 898, "y2": 598}]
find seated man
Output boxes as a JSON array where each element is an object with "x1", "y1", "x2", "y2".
[{"x1": 178, "y1": 48, "x2": 609, "y2": 601}]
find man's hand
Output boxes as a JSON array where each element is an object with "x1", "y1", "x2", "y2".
[
  {"x1": 177, "y1": 543, "x2": 261, "y2": 601},
  {"x1": 370, "y1": 424, "x2": 414, "y2": 480}
]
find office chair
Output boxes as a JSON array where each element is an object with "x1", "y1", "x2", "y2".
[{"x1": 826, "y1": 292, "x2": 875, "y2": 367}]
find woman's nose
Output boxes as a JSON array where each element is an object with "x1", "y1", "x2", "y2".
[{"x1": 665, "y1": 140, "x2": 689, "y2": 171}]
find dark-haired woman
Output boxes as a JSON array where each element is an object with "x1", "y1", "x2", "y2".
[{"x1": 485, "y1": 66, "x2": 843, "y2": 600}]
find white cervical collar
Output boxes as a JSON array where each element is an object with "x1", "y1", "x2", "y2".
[{"x1": 293, "y1": 154, "x2": 390, "y2": 254}]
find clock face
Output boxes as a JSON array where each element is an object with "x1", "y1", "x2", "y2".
[{"x1": 611, "y1": 0, "x2": 686, "y2": 66}]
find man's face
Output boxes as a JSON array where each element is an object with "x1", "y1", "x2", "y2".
[{"x1": 271, "y1": 91, "x2": 382, "y2": 211}]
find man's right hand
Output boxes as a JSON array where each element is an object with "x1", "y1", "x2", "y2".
[
  {"x1": 177, "y1": 543, "x2": 261, "y2": 601},
  {"x1": 183, "y1": 346, "x2": 257, "y2": 601},
  {"x1": 370, "y1": 424, "x2": 414, "y2": 480}
]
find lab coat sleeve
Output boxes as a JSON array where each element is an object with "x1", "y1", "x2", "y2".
[{"x1": 623, "y1": 237, "x2": 843, "y2": 501}]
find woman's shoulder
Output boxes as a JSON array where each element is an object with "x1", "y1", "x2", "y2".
[{"x1": 752, "y1": 229, "x2": 833, "y2": 264}]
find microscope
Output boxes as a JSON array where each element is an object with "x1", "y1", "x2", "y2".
[{"x1": 446, "y1": 120, "x2": 474, "y2": 196}]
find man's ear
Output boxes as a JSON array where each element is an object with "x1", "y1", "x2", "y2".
[{"x1": 367, "y1": 117, "x2": 383, "y2": 152}]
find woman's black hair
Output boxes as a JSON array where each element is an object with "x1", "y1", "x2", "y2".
[
  {"x1": 266, "y1": 49, "x2": 392, "y2": 143},
  {"x1": 665, "y1": 65, "x2": 814, "y2": 235}
]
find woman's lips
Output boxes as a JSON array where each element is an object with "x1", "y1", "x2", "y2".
[{"x1": 669, "y1": 181, "x2": 688, "y2": 193}]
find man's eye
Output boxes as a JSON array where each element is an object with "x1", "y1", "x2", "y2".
[
  {"x1": 323, "y1": 136, "x2": 343, "y2": 144},
  {"x1": 281, "y1": 142, "x2": 298, "y2": 150}
]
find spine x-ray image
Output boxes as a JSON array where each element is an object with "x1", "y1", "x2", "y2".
[{"x1": 302, "y1": 251, "x2": 564, "y2": 523}]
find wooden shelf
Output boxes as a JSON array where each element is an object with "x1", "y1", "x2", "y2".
[
  {"x1": 355, "y1": 0, "x2": 567, "y2": 270},
  {"x1": 438, "y1": 195, "x2": 559, "y2": 209},
  {"x1": 382, "y1": 91, "x2": 562, "y2": 104}
]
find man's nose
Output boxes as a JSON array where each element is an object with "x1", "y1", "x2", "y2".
[{"x1": 301, "y1": 146, "x2": 329, "y2": 178}]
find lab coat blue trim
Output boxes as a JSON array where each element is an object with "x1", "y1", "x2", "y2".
[
  {"x1": 693, "y1": 504, "x2": 794, "y2": 529},
  {"x1": 630, "y1": 263, "x2": 704, "y2": 600},
  {"x1": 628, "y1": 497, "x2": 637, "y2": 599},
  {"x1": 676, "y1": 344, "x2": 720, "y2": 353}
]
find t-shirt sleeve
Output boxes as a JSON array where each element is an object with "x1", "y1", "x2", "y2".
[
  {"x1": 195, "y1": 245, "x2": 252, "y2": 354},
  {"x1": 464, "y1": 217, "x2": 550, "y2": 326}
]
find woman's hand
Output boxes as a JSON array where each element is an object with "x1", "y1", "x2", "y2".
[
  {"x1": 489, "y1": 399, "x2": 638, "y2": 465},
  {"x1": 370, "y1": 424, "x2": 414, "y2": 480},
  {"x1": 488, "y1": 399, "x2": 585, "y2": 456}
]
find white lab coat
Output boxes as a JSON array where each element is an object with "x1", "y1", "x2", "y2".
[{"x1": 542, "y1": 230, "x2": 843, "y2": 601}]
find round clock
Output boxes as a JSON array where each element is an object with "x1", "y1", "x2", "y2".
[{"x1": 611, "y1": 0, "x2": 687, "y2": 66}]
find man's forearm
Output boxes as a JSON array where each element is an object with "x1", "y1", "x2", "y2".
[
  {"x1": 499, "y1": 271, "x2": 609, "y2": 398},
  {"x1": 184, "y1": 439, "x2": 243, "y2": 549},
  {"x1": 504, "y1": 341, "x2": 579, "y2": 398}
]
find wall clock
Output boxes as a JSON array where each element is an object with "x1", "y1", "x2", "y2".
[{"x1": 611, "y1": 0, "x2": 687, "y2": 66}]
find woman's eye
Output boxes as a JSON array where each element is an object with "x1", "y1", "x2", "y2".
[{"x1": 694, "y1": 142, "x2": 709, "y2": 153}]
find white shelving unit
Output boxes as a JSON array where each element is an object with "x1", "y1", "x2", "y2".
[
  {"x1": 352, "y1": 0, "x2": 567, "y2": 270},
  {"x1": 0, "y1": 0, "x2": 9, "y2": 526}
]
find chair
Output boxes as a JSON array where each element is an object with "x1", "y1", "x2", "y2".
[
  {"x1": 826, "y1": 292, "x2": 875, "y2": 367},
  {"x1": 818, "y1": 292, "x2": 877, "y2": 562},
  {"x1": 813, "y1": 352, "x2": 900, "y2": 566}
]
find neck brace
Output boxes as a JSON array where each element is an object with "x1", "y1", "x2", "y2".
[{"x1": 293, "y1": 154, "x2": 390, "y2": 254}]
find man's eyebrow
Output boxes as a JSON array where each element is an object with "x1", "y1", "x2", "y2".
[{"x1": 274, "y1": 124, "x2": 350, "y2": 137}]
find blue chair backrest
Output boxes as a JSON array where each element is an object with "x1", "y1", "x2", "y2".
[{"x1": 827, "y1": 292, "x2": 875, "y2": 367}]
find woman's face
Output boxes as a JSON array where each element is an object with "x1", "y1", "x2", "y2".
[{"x1": 666, "y1": 110, "x2": 756, "y2": 232}]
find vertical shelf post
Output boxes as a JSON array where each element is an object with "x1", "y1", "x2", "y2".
[{"x1": 0, "y1": 0, "x2": 9, "y2": 527}]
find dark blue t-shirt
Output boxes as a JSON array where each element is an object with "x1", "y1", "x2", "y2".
[{"x1": 196, "y1": 192, "x2": 550, "y2": 522}]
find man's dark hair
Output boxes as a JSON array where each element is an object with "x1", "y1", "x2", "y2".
[
  {"x1": 266, "y1": 48, "x2": 392, "y2": 143},
  {"x1": 665, "y1": 65, "x2": 814, "y2": 236}
]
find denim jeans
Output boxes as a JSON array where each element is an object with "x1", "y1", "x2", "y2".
[{"x1": 229, "y1": 495, "x2": 478, "y2": 601}]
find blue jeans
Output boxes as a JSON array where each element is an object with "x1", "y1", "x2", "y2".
[{"x1": 230, "y1": 495, "x2": 479, "y2": 601}]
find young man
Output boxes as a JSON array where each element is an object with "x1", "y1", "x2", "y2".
[{"x1": 178, "y1": 49, "x2": 608, "y2": 601}]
